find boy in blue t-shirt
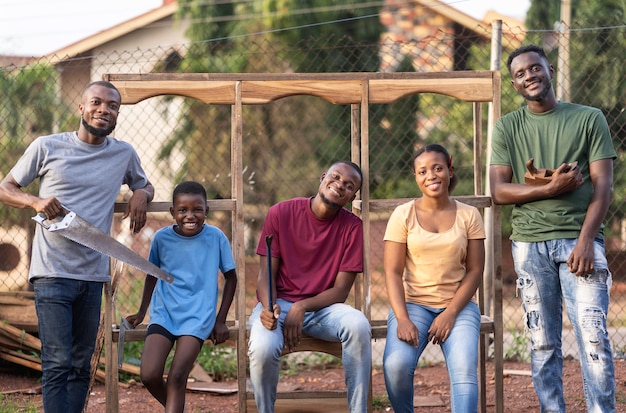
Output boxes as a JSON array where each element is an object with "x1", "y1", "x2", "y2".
[{"x1": 127, "y1": 181, "x2": 237, "y2": 412}]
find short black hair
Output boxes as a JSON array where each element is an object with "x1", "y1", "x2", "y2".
[
  {"x1": 173, "y1": 181, "x2": 207, "y2": 204},
  {"x1": 506, "y1": 44, "x2": 549, "y2": 73},
  {"x1": 330, "y1": 161, "x2": 363, "y2": 190},
  {"x1": 81, "y1": 80, "x2": 121, "y2": 97},
  {"x1": 410, "y1": 143, "x2": 459, "y2": 192}
]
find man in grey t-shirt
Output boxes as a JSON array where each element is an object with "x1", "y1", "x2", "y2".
[{"x1": 0, "y1": 81, "x2": 154, "y2": 413}]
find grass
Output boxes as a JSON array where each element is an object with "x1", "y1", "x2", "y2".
[
  {"x1": 280, "y1": 352, "x2": 341, "y2": 377},
  {"x1": 0, "y1": 394, "x2": 38, "y2": 413},
  {"x1": 504, "y1": 326, "x2": 530, "y2": 362},
  {"x1": 372, "y1": 394, "x2": 391, "y2": 411},
  {"x1": 117, "y1": 341, "x2": 239, "y2": 382}
]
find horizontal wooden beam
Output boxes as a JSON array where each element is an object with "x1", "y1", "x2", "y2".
[
  {"x1": 104, "y1": 71, "x2": 497, "y2": 105},
  {"x1": 113, "y1": 199, "x2": 236, "y2": 213},
  {"x1": 353, "y1": 195, "x2": 493, "y2": 212}
]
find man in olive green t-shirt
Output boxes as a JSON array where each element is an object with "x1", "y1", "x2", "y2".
[{"x1": 490, "y1": 44, "x2": 616, "y2": 412}]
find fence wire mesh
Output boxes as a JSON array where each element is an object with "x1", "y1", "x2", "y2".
[{"x1": 1, "y1": 19, "x2": 625, "y2": 366}]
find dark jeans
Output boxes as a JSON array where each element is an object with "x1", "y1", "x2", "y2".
[{"x1": 33, "y1": 278, "x2": 103, "y2": 413}]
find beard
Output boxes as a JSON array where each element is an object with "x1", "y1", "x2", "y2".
[
  {"x1": 521, "y1": 80, "x2": 553, "y2": 102},
  {"x1": 319, "y1": 191, "x2": 342, "y2": 209},
  {"x1": 82, "y1": 116, "x2": 116, "y2": 138}
]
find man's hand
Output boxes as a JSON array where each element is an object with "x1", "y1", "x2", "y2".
[
  {"x1": 260, "y1": 304, "x2": 280, "y2": 331},
  {"x1": 548, "y1": 162, "x2": 583, "y2": 196},
  {"x1": 567, "y1": 237, "x2": 595, "y2": 276},
  {"x1": 124, "y1": 185, "x2": 153, "y2": 233},
  {"x1": 33, "y1": 197, "x2": 65, "y2": 220},
  {"x1": 283, "y1": 302, "x2": 305, "y2": 350}
]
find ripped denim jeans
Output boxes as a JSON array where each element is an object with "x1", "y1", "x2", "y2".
[{"x1": 512, "y1": 239, "x2": 615, "y2": 413}]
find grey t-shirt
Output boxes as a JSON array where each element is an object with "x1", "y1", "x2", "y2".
[{"x1": 10, "y1": 131, "x2": 150, "y2": 282}]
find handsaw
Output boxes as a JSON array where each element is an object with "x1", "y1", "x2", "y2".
[
  {"x1": 32, "y1": 210, "x2": 174, "y2": 283},
  {"x1": 117, "y1": 317, "x2": 133, "y2": 368}
]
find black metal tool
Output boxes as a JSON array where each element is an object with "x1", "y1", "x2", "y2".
[{"x1": 265, "y1": 234, "x2": 274, "y2": 312}]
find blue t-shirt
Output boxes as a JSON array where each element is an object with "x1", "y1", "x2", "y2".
[{"x1": 148, "y1": 224, "x2": 236, "y2": 339}]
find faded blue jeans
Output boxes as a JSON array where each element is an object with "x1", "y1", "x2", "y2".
[
  {"x1": 383, "y1": 301, "x2": 480, "y2": 413},
  {"x1": 512, "y1": 239, "x2": 615, "y2": 413},
  {"x1": 33, "y1": 278, "x2": 103, "y2": 413},
  {"x1": 247, "y1": 299, "x2": 371, "y2": 413}
]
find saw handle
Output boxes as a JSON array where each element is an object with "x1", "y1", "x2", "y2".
[
  {"x1": 32, "y1": 212, "x2": 50, "y2": 229},
  {"x1": 32, "y1": 206, "x2": 71, "y2": 229}
]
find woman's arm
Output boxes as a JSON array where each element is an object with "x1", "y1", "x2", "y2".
[{"x1": 384, "y1": 240, "x2": 418, "y2": 347}]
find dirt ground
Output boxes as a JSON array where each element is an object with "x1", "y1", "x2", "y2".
[{"x1": 2, "y1": 357, "x2": 626, "y2": 412}]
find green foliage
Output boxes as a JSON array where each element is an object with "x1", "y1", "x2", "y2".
[
  {"x1": 522, "y1": 0, "x2": 626, "y2": 237},
  {"x1": 372, "y1": 393, "x2": 391, "y2": 410},
  {"x1": 197, "y1": 344, "x2": 238, "y2": 381},
  {"x1": 0, "y1": 64, "x2": 62, "y2": 228},
  {"x1": 118, "y1": 341, "x2": 238, "y2": 382},
  {"x1": 0, "y1": 394, "x2": 38, "y2": 413},
  {"x1": 257, "y1": 0, "x2": 382, "y2": 72},
  {"x1": 280, "y1": 351, "x2": 341, "y2": 377},
  {"x1": 163, "y1": 0, "x2": 385, "y2": 207},
  {"x1": 504, "y1": 327, "x2": 530, "y2": 362}
]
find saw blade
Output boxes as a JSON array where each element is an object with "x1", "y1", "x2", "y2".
[
  {"x1": 33, "y1": 211, "x2": 174, "y2": 283},
  {"x1": 118, "y1": 317, "x2": 132, "y2": 368}
]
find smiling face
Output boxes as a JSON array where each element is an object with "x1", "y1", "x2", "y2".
[
  {"x1": 78, "y1": 84, "x2": 121, "y2": 142},
  {"x1": 509, "y1": 51, "x2": 555, "y2": 102},
  {"x1": 317, "y1": 162, "x2": 362, "y2": 209},
  {"x1": 170, "y1": 192, "x2": 207, "y2": 237},
  {"x1": 413, "y1": 150, "x2": 453, "y2": 198}
]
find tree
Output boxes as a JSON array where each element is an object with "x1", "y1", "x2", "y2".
[
  {"x1": 160, "y1": 0, "x2": 383, "y2": 211},
  {"x1": 0, "y1": 65, "x2": 61, "y2": 226},
  {"x1": 524, "y1": 0, "x2": 626, "y2": 238}
]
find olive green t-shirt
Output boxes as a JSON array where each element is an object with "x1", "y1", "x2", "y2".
[{"x1": 490, "y1": 102, "x2": 616, "y2": 242}]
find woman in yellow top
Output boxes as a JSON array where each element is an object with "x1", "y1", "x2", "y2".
[{"x1": 383, "y1": 144, "x2": 485, "y2": 413}]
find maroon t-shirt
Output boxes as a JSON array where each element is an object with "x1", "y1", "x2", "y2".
[{"x1": 256, "y1": 197, "x2": 363, "y2": 302}]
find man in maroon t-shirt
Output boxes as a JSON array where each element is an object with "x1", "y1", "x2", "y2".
[{"x1": 248, "y1": 161, "x2": 371, "y2": 413}]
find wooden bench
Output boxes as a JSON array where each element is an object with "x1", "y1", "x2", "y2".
[
  {"x1": 356, "y1": 196, "x2": 503, "y2": 413},
  {"x1": 102, "y1": 70, "x2": 504, "y2": 413}
]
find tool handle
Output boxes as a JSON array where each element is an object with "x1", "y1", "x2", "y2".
[
  {"x1": 31, "y1": 206, "x2": 70, "y2": 230},
  {"x1": 265, "y1": 234, "x2": 274, "y2": 312},
  {"x1": 32, "y1": 213, "x2": 50, "y2": 229}
]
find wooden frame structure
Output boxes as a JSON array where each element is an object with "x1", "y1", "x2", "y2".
[{"x1": 103, "y1": 71, "x2": 503, "y2": 413}]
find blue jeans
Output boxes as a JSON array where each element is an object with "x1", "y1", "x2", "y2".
[
  {"x1": 33, "y1": 278, "x2": 103, "y2": 413},
  {"x1": 247, "y1": 299, "x2": 371, "y2": 413},
  {"x1": 512, "y1": 239, "x2": 615, "y2": 413},
  {"x1": 383, "y1": 301, "x2": 480, "y2": 413}
]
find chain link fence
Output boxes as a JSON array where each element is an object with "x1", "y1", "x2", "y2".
[{"x1": 1, "y1": 19, "x2": 625, "y2": 366}]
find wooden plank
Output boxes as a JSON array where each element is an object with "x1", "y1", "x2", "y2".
[
  {"x1": 280, "y1": 337, "x2": 342, "y2": 359},
  {"x1": 242, "y1": 80, "x2": 363, "y2": 105},
  {"x1": 371, "y1": 315, "x2": 493, "y2": 340},
  {"x1": 0, "y1": 349, "x2": 42, "y2": 372},
  {"x1": 0, "y1": 321, "x2": 41, "y2": 351},
  {"x1": 106, "y1": 71, "x2": 494, "y2": 83},
  {"x1": 112, "y1": 80, "x2": 235, "y2": 105},
  {"x1": 353, "y1": 195, "x2": 492, "y2": 212},
  {"x1": 246, "y1": 395, "x2": 348, "y2": 413},
  {"x1": 0, "y1": 304, "x2": 38, "y2": 333},
  {"x1": 105, "y1": 71, "x2": 496, "y2": 106},
  {"x1": 114, "y1": 199, "x2": 236, "y2": 213},
  {"x1": 369, "y1": 76, "x2": 495, "y2": 103}
]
